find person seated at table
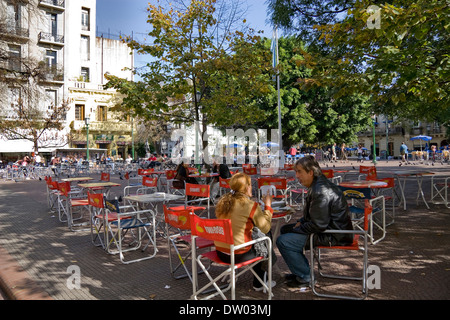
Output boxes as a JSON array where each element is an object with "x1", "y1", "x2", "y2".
[
  {"x1": 212, "y1": 160, "x2": 232, "y2": 182},
  {"x1": 276, "y1": 155, "x2": 353, "y2": 288},
  {"x1": 173, "y1": 162, "x2": 198, "y2": 189},
  {"x1": 215, "y1": 172, "x2": 275, "y2": 291}
]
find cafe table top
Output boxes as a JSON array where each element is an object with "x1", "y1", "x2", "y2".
[
  {"x1": 188, "y1": 173, "x2": 219, "y2": 178},
  {"x1": 393, "y1": 170, "x2": 435, "y2": 177},
  {"x1": 339, "y1": 180, "x2": 388, "y2": 188},
  {"x1": 61, "y1": 177, "x2": 93, "y2": 182},
  {"x1": 78, "y1": 182, "x2": 121, "y2": 188},
  {"x1": 124, "y1": 192, "x2": 184, "y2": 204}
]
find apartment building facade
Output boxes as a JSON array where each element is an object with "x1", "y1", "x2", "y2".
[
  {"x1": 0, "y1": 0, "x2": 135, "y2": 161},
  {"x1": 357, "y1": 115, "x2": 448, "y2": 159}
]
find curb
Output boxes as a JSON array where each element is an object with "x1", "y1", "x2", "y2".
[{"x1": 0, "y1": 246, "x2": 52, "y2": 300}]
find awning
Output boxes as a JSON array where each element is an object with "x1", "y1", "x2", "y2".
[
  {"x1": 0, "y1": 139, "x2": 34, "y2": 153},
  {"x1": 0, "y1": 139, "x2": 58, "y2": 153}
]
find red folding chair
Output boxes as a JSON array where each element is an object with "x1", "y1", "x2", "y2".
[
  {"x1": 309, "y1": 201, "x2": 370, "y2": 300},
  {"x1": 163, "y1": 205, "x2": 214, "y2": 282},
  {"x1": 218, "y1": 177, "x2": 231, "y2": 197},
  {"x1": 57, "y1": 181, "x2": 90, "y2": 231},
  {"x1": 138, "y1": 168, "x2": 154, "y2": 176},
  {"x1": 243, "y1": 166, "x2": 257, "y2": 175},
  {"x1": 322, "y1": 169, "x2": 334, "y2": 179},
  {"x1": 45, "y1": 176, "x2": 59, "y2": 212},
  {"x1": 359, "y1": 166, "x2": 377, "y2": 180},
  {"x1": 169, "y1": 183, "x2": 211, "y2": 218},
  {"x1": 257, "y1": 177, "x2": 289, "y2": 207},
  {"x1": 161, "y1": 169, "x2": 177, "y2": 193},
  {"x1": 374, "y1": 177, "x2": 396, "y2": 226},
  {"x1": 190, "y1": 213, "x2": 273, "y2": 300},
  {"x1": 138, "y1": 176, "x2": 158, "y2": 194},
  {"x1": 100, "y1": 172, "x2": 110, "y2": 181}
]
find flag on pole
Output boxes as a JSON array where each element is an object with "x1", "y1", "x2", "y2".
[{"x1": 270, "y1": 29, "x2": 278, "y2": 69}]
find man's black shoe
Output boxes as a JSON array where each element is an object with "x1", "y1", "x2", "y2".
[
  {"x1": 286, "y1": 276, "x2": 312, "y2": 288},
  {"x1": 284, "y1": 274, "x2": 297, "y2": 282}
]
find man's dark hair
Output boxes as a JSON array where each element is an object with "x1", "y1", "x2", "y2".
[{"x1": 295, "y1": 155, "x2": 322, "y2": 177}]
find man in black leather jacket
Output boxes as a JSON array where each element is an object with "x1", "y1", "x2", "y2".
[{"x1": 276, "y1": 155, "x2": 353, "y2": 288}]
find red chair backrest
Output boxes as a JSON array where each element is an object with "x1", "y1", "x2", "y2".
[
  {"x1": 260, "y1": 167, "x2": 277, "y2": 176},
  {"x1": 243, "y1": 167, "x2": 257, "y2": 175},
  {"x1": 359, "y1": 166, "x2": 377, "y2": 180},
  {"x1": 138, "y1": 168, "x2": 154, "y2": 176},
  {"x1": 88, "y1": 192, "x2": 104, "y2": 208},
  {"x1": 257, "y1": 177, "x2": 287, "y2": 190},
  {"x1": 185, "y1": 183, "x2": 210, "y2": 198},
  {"x1": 219, "y1": 177, "x2": 231, "y2": 189},
  {"x1": 142, "y1": 176, "x2": 157, "y2": 187},
  {"x1": 190, "y1": 213, "x2": 234, "y2": 244},
  {"x1": 58, "y1": 181, "x2": 71, "y2": 196},
  {"x1": 322, "y1": 169, "x2": 334, "y2": 178},
  {"x1": 51, "y1": 181, "x2": 58, "y2": 190},
  {"x1": 165, "y1": 169, "x2": 177, "y2": 179},
  {"x1": 187, "y1": 167, "x2": 197, "y2": 174},
  {"x1": 163, "y1": 205, "x2": 194, "y2": 230},
  {"x1": 101, "y1": 172, "x2": 110, "y2": 181}
]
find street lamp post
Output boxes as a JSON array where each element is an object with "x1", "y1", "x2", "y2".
[
  {"x1": 85, "y1": 116, "x2": 90, "y2": 161},
  {"x1": 372, "y1": 115, "x2": 377, "y2": 164}
]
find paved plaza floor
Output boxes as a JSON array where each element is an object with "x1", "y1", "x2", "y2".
[{"x1": 0, "y1": 160, "x2": 449, "y2": 305}]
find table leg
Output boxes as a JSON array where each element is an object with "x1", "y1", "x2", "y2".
[
  {"x1": 395, "y1": 176, "x2": 407, "y2": 210},
  {"x1": 416, "y1": 175, "x2": 430, "y2": 209}
]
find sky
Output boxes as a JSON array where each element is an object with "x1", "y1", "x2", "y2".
[
  {"x1": 96, "y1": 0, "x2": 274, "y2": 38},
  {"x1": 96, "y1": 0, "x2": 276, "y2": 77}
]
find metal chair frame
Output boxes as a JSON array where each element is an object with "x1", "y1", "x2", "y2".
[
  {"x1": 163, "y1": 205, "x2": 213, "y2": 282},
  {"x1": 430, "y1": 176, "x2": 450, "y2": 208},
  {"x1": 309, "y1": 203, "x2": 370, "y2": 300},
  {"x1": 190, "y1": 213, "x2": 273, "y2": 300}
]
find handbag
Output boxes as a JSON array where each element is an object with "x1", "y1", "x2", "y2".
[{"x1": 252, "y1": 226, "x2": 277, "y2": 272}]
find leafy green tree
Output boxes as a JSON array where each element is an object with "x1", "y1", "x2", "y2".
[
  {"x1": 268, "y1": 0, "x2": 449, "y2": 125},
  {"x1": 255, "y1": 36, "x2": 371, "y2": 148},
  {"x1": 105, "y1": 0, "x2": 273, "y2": 149}
]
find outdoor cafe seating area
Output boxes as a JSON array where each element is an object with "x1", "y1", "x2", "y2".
[{"x1": 33, "y1": 159, "x2": 450, "y2": 299}]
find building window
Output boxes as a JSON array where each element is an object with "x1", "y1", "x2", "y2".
[
  {"x1": 80, "y1": 67, "x2": 89, "y2": 82},
  {"x1": 45, "y1": 50, "x2": 57, "y2": 69},
  {"x1": 80, "y1": 35, "x2": 90, "y2": 61},
  {"x1": 8, "y1": 44, "x2": 21, "y2": 72},
  {"x1": 47, "y1": 13, "x2": 57, "y2": 38},
  {"x1": 6, "y1": 2, "x2": 21, "y2": 29},
  {"x1": 75, "y1": 104, "x2": 85, "y2": 121},
  {"x1": 97, "y1": 106, "x2": 107, "y2": 122},
  {"x1": 81, "y1": 8, "x2": 90, "y2": 31},
  {"x1": 46, "y1": 90, "x2": 57, "y2": 110},
  {"x1": 8, "y1": 87, "x2": 22, "y2": 118}
]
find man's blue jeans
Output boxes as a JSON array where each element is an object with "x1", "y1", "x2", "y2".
[{"x1": 276, "y1": 231, "x2": 311, "y2": 281}]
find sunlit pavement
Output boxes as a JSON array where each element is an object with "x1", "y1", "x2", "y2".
[{"x1": 0, "y1": 160, "x2": 449, "y2": 301}]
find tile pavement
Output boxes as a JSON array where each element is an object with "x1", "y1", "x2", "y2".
[{"x1": 0, "y1": 161, "x2": 449, "y2": 302}]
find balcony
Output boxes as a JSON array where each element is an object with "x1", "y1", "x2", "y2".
[
  {"x1": 38, "y1": 0, "x2": 65, "y2": 11},
  {"x1": 39, "y1": 65, "x2": 64, "y2": 84},
  {"x1": 38, "y1": 32, "x2": 64, "y2": 46},
  {"x1": 0, "y1": 24, "x2": 29, "y2": 42},
  {"x1": 72, "y1": 120, "x2": 132, "y2": 133}
]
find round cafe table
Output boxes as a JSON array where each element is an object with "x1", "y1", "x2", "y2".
[
  {"x1": 339, "y1": 180, "x2": 387, "y2": 189},
  {"x1": 393, "y1": 171, "x2": 435, "y2": 210}
]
